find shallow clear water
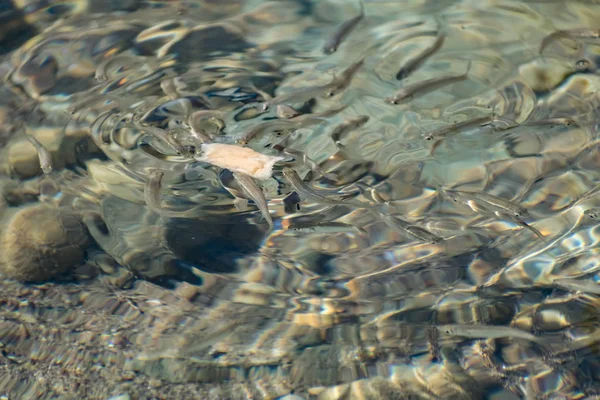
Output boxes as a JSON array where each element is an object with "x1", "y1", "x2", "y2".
[{"x1": 1, "y1": 0, "x2": 600, "y2": 398}]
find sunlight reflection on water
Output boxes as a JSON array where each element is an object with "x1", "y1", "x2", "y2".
[{"x1": 0, "y1": 0, "x2": 600, "y2": 398}]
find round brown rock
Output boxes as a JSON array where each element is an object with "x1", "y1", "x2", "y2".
[
  {"x1": 0, "y1": 204, "x2": 91, "y2": 282},
  {"x1": 6, "y1": 139, "x2": 42, "y2": 179}
]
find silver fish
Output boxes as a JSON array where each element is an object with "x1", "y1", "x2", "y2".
[
  {"x1": 441, "y1": 189, "x2": 529, "y2": 219},
  {"x1": 248, "y1": 82, "x2": 274, "y2": 104},
  {"x1": 233, "y1": 197, "x2": 250, "y2": 212},
  {"x1": 219, "y1": 170, "x2": 249, "y2": 211},
  {"x1": 282, "y1": 167, "x2": 363, "y2": 207},
  {"x1": 144, "y1": 169, "x2": 203, "y2": 218},
  {"x1": 498, "y1": 212, "x2": 546, "y2": 242},
  {"x1": 295, "y1": 105, "x2": 348, "y2": 120},
  {"x1": 584, "y1": 208, "x2": 600, "y2": 219},
  {"x1": 324, "y1": 56, "x2": 366, "y2": 97},
  {"x1": 523, "y1": 117, "x2": 577, "y2": 127},
  {"x1": 553, "y1": 278, "x2": 600, "y2": 295},
  {"x1": 274, "y1": 146, "x2": 337, "y2": 181},
  {"x1": 354, "y1": 182, "x2": 386, "y2": 204},
  {"x1": 232, "y1": 172, "x2": 273, "y2": 230},
  {"x1": 322, "y1": 0, "x2": 365, "y2": 54},
  {"x1": 263, "y1": 85, "x2": 330, "y2": 110},
  {"x1": 286, "y1": 221, "x2": 365, "y2": 234},
  {"x1": 423, "y1": 115, "x2": 494, "y2": 141},
  {"x1": 539, "y1": 28, "x2": 600, "y2": 55},
  {"x1": 188, "y1": 110, "x2": 225, "y2": 142},
  {"x1": 95, "y1": 54, "x2": 135, "y2": 82},
  {"x1": 360, "y1": 185, "x2": 443, "y2": 244},
  {"x1": 377, "y1": 210, "x2": 443, "y2": 244},
  {"x1": 38, "y1": 175, "x2": 60, "y2": 203},
  {"x1": 264, "y1": 57, "x2": 364, "y2": 108},
  {"x1": 144, "y1": 169, "x2": 166, "y2": 213},
  {"x1": 331, "y1": 115, "x2": 370, "y2": 144},
  {"x1": 439, "y1": 324, "x2": 541, "y2": 342},
  {"x1": 386, "y1": 60, "x2": 471, "y2": 104},
  {"x1": 139, "y1": 124, "x2": 189, "y2": 156},
  {"x1": 160, "y1": 77, "x2": 188, "y2": 101},
  {"x1": 438, "y1": 187, "x2": 543, "y2": 240},
  {"x1": 574, "y1": 58, "x2": 595, "y2": 72},
  {"x1": 26, "y1": 135, "x2": 53, "y2": 174},
  {"x1": 566, "y1": 185, "x2": 600, "y2": 209},
  {"x1": 396, "y1": 33, "x2": 445, "y2": 80},
  {"x1": 237, "y1": 117, "x2": 324, "y2": 145},
  {"x1": 276, "y1": 104, "x2": 301, "y2": 119},
  {"x1": 506, "y1": 208, "x2": 596, "y2": 267}
]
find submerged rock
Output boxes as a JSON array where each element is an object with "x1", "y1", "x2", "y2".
[
  {"x1": 0, "y1": 204, "x2": 91, "y2": 282},
  {"x1": 5, "y1": 138, "x2": 42, "y2": 179}
]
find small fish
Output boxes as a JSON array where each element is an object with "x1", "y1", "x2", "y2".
[
  {"x1": 438, "y1": 187, "x2": 529, "y2": 218},
  {"x1": 144, "y1": 169, "x2": 203, "y2": 218},
  {"x1": 523, "y1": 117, "x2": 577, "y2": 127},
  {"x1": 437, "y1": 187, "x2": 544, "y2": 240},
  {"x1": 263, "y1": 85, "x2": 330, "y2": 110},
  {"x1": 498, "y1": 212, "x2": 546, "y2": 242},
  {"x1": 249, "y1": 82, "x2": 274, "y2": 104},
  {"x1": 296, "y1": 105, "x2": 349, "y2": 120},
  {"x1": 376, "y1": 209, "x2": 443, "y2": 244},
  {"x1": 264, "y1": 61, "x2": 364, "y2": 108},
  {"x1": 282, "y1": 167, "x2": 363, "y2": 207},
  {"x1": 188, "y1": 110, "x2": 226, "y2": 141},
  {"x1": 574, "y1": 58, "x2": 595, "y2": 72},
  {"x1": 232, "y1": 172, "x2": 273, "y2": 230},
  {"x1": 144, "y1": 169, "x2": 166, "y2": 213},
  {"x1": 553, "y1": 278, "x2": 600, "y2": 295},
  {"x1": 426, "y1": 324, "x2": 440, "y2": 362},
  {"x1": 95, "y1": 55, "x2": 156, "y2": 83},
  {"x1": 439, "y1": 324, "x2": 541, "y2": 342},
  {"x1": 355, "y1": 182, "x2": 386, "y2": 204},
  {"x1": 584, "y1": 208, "x2": 600, "y2": 219},
  {"x1": 273, "y1": 145, "x2": 337, "y2": 181},
  {"x1": 160, "y1": 77, "x2": 187, "y2": 101},
  {"x1": 539, "y1": 28, "x2": 600, "y2": 55},
  {"x1": 233, "y1": 197, "x2": 249, "y2": 211},
  {"x1": 322, "y1": 0, "x2": 365, "y2": 54},
  {"x1": 466, "y1": 191, "x2": 529, "y2": 218},
  {"x1": 38, "y1": 175, "x2": 59, "y2": 202},
  {"x1": 331, "y1": 115, "x2": 370, "y2": 144},
  {"x1": 285, "y1": 221, "x2": 365, "y2": 234},
  {"x1": 396, "y1": 33, "x2": 445, "y2": 80},
  {"x1": 237, "y1": 120, "x2": 294, "y2": 145},
  {"x1": 95, "y1": 55, "x2": 135, "y2": 82},
  {"x1": 566, "y1": 185, "x2": 600, "y2": 209},
  {"x1": 26, "y1": 135, "x2": 53, "y2": 174},
  {"x1": 386, "y1": 60, "x2": 471, "y2": 104},
  {"x1": 324, "y1": 57, "x2": 366, "y2": 97},
  {"x1": 276, "y1": 104, "x2": 301, "y2": 119},
  {"x1": 237, "y1": 117, "x2": 324, "y2": 145},
  {"x1": 506, "y1": 208, "x2": 596, "y2": 266},
  {"x1": 219, "y1": 170, "x2": 249, "y2": 211},
  {"x1": 187, "y1": 110, "x2": 225, "y2": 130},
  {"x1": 405, "y1": 224, "x2": 444, "y2": 244},
  {"x1": 139, "y1": 124, "x2": 189, "y2": 156},
  {"x1": 423, "y1": 115, "x2": 494, "y2": 141}
]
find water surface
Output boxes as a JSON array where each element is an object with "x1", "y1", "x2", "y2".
[{"x1": 0, "y1": 0, "x2": 600, "y2": 398}]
